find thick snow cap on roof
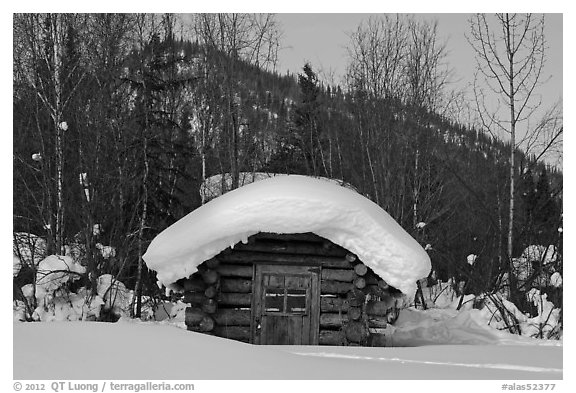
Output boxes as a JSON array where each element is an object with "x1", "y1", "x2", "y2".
[
  {"x1": 200, "y1": 172, "x2": 358, "y2": 202},
  {"x1": 143, "y1": 175, "x2": 431, "y2": 299}
]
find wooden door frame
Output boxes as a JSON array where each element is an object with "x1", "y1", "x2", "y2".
[{"x1": 251, "y1": 262, "x2": 321, "y2": 345}]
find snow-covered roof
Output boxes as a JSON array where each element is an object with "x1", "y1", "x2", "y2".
[
  {"x1": 200, "y1": 172, "x2": 357, "y2": 202},
  {"x1": 143, "y1": 175, "x2": 431, "y2": 298}
]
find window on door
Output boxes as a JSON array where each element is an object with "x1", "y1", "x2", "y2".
[{"x1": 263, "y1": 274, "x2": 309, "y2": 315}]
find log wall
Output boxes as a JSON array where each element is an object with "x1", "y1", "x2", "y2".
[{"x1": 179, "y1": 232, "x2": 404, "y2": 347}]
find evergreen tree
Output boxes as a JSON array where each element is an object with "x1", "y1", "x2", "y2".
[
  {"x1": 533, "y1": 168, "x2": 560, "y2": 245},
  {"x1": 293, "y1": 63, "x2": 325, "y2": 176}
]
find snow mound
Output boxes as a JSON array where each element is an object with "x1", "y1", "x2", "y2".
[
  {"x1": 390, "y1": 308, "x2": 505, "y2": 346},
  {"x1": 550, "y1": 272, "x2": 562, "y2": 287},
  {"x1": 13, "y1": 320, "x2": 562, "y2": 380},
  {"x1": 96, "y1": 274, "x2": 135, "y2": 317},
  {"x1": 144, "y1": 175, "x2": 431, "y2": 298},
  {"x1": 35, "y1": 255, "x2": 86, "y2": 298}
]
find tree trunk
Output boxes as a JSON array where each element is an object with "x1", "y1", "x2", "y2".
[{"x1": 506, "y1": 13, "x2": 518, "y2": 305}]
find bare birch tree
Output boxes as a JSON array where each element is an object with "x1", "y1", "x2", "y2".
[
  {"x1": 14, "y1": 14, "x2": 88, "y2": 254},
  {"x1": 468, "y1": 13, "x2": 548, "y2": 302},
  {"x1": 192, "y1": 13, "x2": 281, "y2": 191}
]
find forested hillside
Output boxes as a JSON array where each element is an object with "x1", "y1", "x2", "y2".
[{"x1": 13, "y1": 14, "x2": 562, "y2": 329}]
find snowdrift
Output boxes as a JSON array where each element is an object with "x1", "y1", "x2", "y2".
[
  {"x1": 13, "y1": 320, "x2": 562, "y2": 380},
  {"x1": 144, "y1": 175, "x2": 430, "y2": 298}
]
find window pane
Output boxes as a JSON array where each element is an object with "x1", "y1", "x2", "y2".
[
  {"x1": 285, "y1": 275, "x2": 309, "y2": 289},
  {"x1": 264, "y1": 288, "x2": 285, "y2": 312},
  {"x1": 267, "y1": 274, "x2": 285, "y2": 288},
  {"x1": 286, "y1": 289, "x2": 307, "y2": 314}
]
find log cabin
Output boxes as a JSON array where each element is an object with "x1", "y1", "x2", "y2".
[{"x1": 144, "y1": 175, "x2": 431, "y2": 346}]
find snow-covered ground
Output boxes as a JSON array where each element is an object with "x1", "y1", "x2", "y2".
[{"x1": 13, "y1": 316, "x2": 562, "y2": 380}]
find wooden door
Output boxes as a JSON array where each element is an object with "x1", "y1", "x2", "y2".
[{"x1": 252, "y1": 264, "x2": 320, "y2": 345}]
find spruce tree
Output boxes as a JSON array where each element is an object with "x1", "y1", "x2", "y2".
[{"x1": 293, "y1": 63, "x2": 324, "y2": 176}]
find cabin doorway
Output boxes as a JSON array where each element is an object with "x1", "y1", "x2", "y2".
[{"x1": 252, "y1": 264, "x2": 320, "y2": 345}]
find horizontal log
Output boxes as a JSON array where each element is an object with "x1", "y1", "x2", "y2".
[
  {"x1": 202, "y1": 298, "x2": 217, "y2": 314},
  {"x1": 354, "y1": 263, "x2": 368, "y2": 276},
  {"x1": 367, "y1": 316, "x2": 388, "y2": 328},
  {"x1": 363, "y1": 273, "x2": 389, "y2": 289},
  {"x1": 363, "y1": 274, "x2": 380, "y2": 285},
  {"x1": 233, "y1": 240, "x2": 347, "y2": 258},
  {"x1": 344, "y1": 321, "x2": 369, "y2": 343},
  {"x1": 320, "y1": 297, "x2": 350, "y2": 312},
  {"x1": 204, "y1": 257, "x2": 220, "y2": 269},
  {"x1": 186, "y1": 326, "x2": 215, "y2": 335},
  {"x1": 366, "y1": 299, "x2": 396, "y2": 316},
  {"x1": 321, "y1": 268, "x2": 356, "y2": 282},
  {"x1": 182, "y1": 277, "x2": 206, "y2": 292},
  {"x1": 348, "y1": 306, "x2": 362, "y2": 321},
  {"x1": 318, "y1": 258, "x2": 355, "y2": 269},
  {"x1": 215, "y1": 249, "x2": 253, "y2": 265},
  {"x1": 319, "y1": 330, "x2": 345, "y2": 346},
  {"x1": 213, "y1": 309, "x2": 251, "y2": 326},
  {"x1": 320, "y1": 312, "x2": 346, "y2": 328},
  {"x1": 321, "y1": 280, "x2": 354, "y2": 294},
  {"x1": 254, "y1": 232, "x2": 325, "y2": 243},
  {"x1": 220, "y1": 278, "x2": 252, "y2": 293},
  {"x1": 184, "y1": 291, "x2": 252, "y2": 308},
  {"x1": 216, "y1": 264, "x2": 254, "y2": 278},
  {"x1": 218, "y1": 292, "x2": 252, "y2": 307},
  {"x1": 219, "y1": 251, "x2": 352, "y2": 269},
  {"x1": 183, "y1": 291, "x2": 206, "y2": 305},
  {"x1": 185, "y1": 308, "x2": 215, "y2": 332},
  {"x1": 213, "y1": 326, "x2": 251, "y2": 342}
]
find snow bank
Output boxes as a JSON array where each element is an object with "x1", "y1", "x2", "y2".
[
  {"x1": 144, "y1": 175, "x2": 431, "y2": 298},
  {"x1": 13, "y1": 320, "x2": 562, "y2": 380},
  {"x1": 390, "y1": 308, "x2": 510, "y2": 346},
  {"x1": 389, "y1": 305, "x2": 564, "y2": 348},
  {"x1": 417, "y1": 278, "x2": 562, "y2": 340}
]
